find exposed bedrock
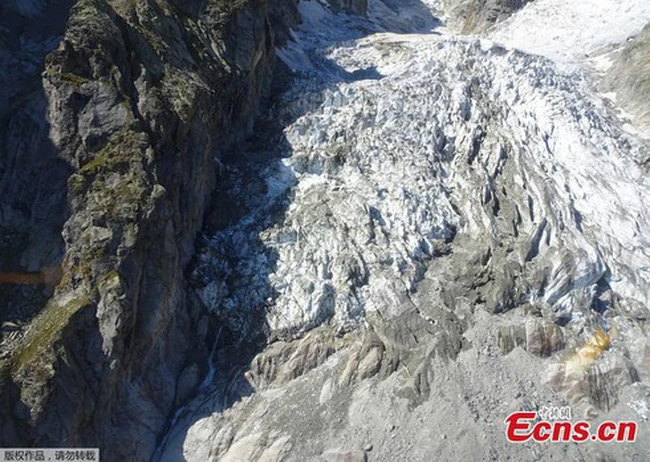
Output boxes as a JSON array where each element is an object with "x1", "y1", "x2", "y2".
[
  {"x1": 605, "y1": 22, "x2": 650, "y2": 136},
  {"x1": 442, "y1": 0, "x2": 533, "y2": 33},
  {"x1": 0, "y1": 0, "x2": 302, "y2": 458}
]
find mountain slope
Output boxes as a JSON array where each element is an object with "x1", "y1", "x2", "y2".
[
  {"x1": 605, "y1": 22, "x2": 650, "y2": 135},
  {"x1": 1, "y1": 1, "x2": 649, "y2": 461},
  {"x1": 0, "y1": 0, "x2": 301, "y2": 458},
  {"x1": 157, "y1": 1, "x2": 650, "y2": 460}
]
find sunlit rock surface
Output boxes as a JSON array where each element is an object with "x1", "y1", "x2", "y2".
[{"x1": 605, "y1": 22, "x2": 650, "y2": 135}]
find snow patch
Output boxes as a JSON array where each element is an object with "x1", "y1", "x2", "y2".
[{"x1": 490, "y1": 0, "x2": 650, "y2": 63}]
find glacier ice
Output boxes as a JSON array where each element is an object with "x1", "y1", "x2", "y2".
[
  {"x1": 162, "y1": 1, "x2": 650, "y2": 460},
  {"x1": 193, "y1": 14, "x2": 649, "y2": 343}
]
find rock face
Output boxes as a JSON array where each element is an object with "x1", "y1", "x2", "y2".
[
  {"x1": 0, "y1": 0, "x2": 74, "y2": 329},
  {"x1": 606, "y1": 22, "x2": 650, "y2": 133},
  {"x1": 442, "y1": 0, "x2": 532, "y2": 33},
  {"x1": 327, "y1": 0, "x2": 368, "y2": 15},
  {"x1": 0, "y1": 0, "x2": 300, "y2": 459}
]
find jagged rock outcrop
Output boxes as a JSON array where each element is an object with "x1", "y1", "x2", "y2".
[
  {"x1": 442, "y1": 0, "x2": 532, "y2": 33},
  {"x1": 606, "y1": 22, "x2": 650, "y2": 134},
  {"x1": 0, "y1": 0, "x2": 301, "y2": 459}
]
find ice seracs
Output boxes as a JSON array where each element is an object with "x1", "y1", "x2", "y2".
[
  {"x1": 172, "y1": 1, "x2": 650, "y2": 460},
  {"x1": 196, "y1": 16, "x2": 649, "y2": 343}
]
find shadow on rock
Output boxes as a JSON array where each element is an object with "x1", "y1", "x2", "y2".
[
  {"x1": 0, "y1": 0, "x2": 79, "y2": 447},
  {"x1": 0, "y1": 0, "x2": 74, "y2": 327}
]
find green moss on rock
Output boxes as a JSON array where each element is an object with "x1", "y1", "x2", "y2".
[
  {"x1": 12, "y1": 296, "x2": 93, "y2": 373},
  {"x1": 44, "y1": 69, "x2": 91, "y2": 86}
]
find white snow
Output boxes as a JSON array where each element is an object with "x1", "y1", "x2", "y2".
[{"x1": 489, "y1": 0, "x2": 650, "y2": 63}]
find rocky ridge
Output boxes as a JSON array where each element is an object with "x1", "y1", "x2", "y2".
[
  {"x1": 1, "y1": 0, "x2": 301, "y2": 459},
  {"x1": 442, "y1": 0, "x2": 531, "y2": 33},
  {"x1": 605, "y1": 22, "x2": 650, "y2": 136}
]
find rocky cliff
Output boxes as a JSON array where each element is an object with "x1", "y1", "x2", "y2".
[
  {"x1": 0, "y1": 0, "x2": 300, "y2": 459},
  {"x1": 442, "y1": 0, "x2": 532, "y2": 33},
  {"x1": 606, "y1": 22, "x2": 650, "y2": 135}
]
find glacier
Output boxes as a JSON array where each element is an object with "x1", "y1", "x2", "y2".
[{"x1": 158, "y1": 0, "x2": 650, "y2": 460}]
